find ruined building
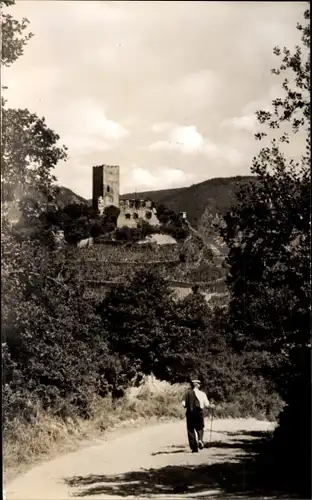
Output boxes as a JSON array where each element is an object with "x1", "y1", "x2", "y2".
[
  {"x1": 92, "y1": 164, "x2": 120, "y2": 213},
  {"x1": 92, "y1": 164, "x2": 160, "y2": 228},
  {"x1": 118, "y1": 199, "x2": 159, "y2": 228}
]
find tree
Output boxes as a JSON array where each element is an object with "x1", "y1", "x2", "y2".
[
  {"x1": 1, "y1": 0, "x2": 33, "y2": 68},
  {"x1": 98, "y1": 269, "x2": 225, "y2": 386},
  {"x1": 97, "y1": 269, "x2": 176, "y2": 378},
  {"x1": 198, "y1": 209, "x2": 225, "y2": 245},
  {"x1": 2, "y1": 104, "x2": 68, "y2": 204},
  {"x1": 221, "y1": 8, "x2": 310, "y2": 496},
  {"x1": 2, "y1": 239, "x2": 130, "y2": 421},
  {"x1": 1, "y1": 1, "x2": 67, "y2": 205},
  {"x1": 1, "y1": 0, "x2": 68, "y2": 325},
  {"x1": 35, "y1": 203, "x2": 121, "y2": 245},
  {"x1": 97, "y1": 268, "x2": 215, "y2": 381},
  {"x1": 222, "y1": 7, "x2": 310, "y2": 352},
  {"x1": 155, "y1": 203, "x2": 189, "y2": 240},
  {"x1": 1, "y1": 1, "x2": 95, "y2": 421}
]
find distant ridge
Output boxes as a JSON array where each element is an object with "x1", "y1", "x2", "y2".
[
  {"x1": 12, "y1": 176, "x2": 255, "y2": 225},
  {"x1": 121, "y1": 175, "x2": 255, "y2": 226},
  {"x1": 53, "y1": 186, "x2": 87, "y2": 208}
]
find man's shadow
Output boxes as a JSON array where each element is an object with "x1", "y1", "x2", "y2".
[{"x1": 151, "y1": 437, "x2": 261, "y2": 456}]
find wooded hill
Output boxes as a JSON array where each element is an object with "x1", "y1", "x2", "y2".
[
  {"x1": 76, "y1": 175, "x2": 256, "y2": 226},
  {"x1": 121, "y1": 175, "x2": 256, "y2": 226}
]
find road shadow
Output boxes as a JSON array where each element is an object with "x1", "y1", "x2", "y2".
[
  {"x1": 203, "y1": 437, "x2": 267, "y2": 453},
  {"x1": 224, "y1": 430, "x2": 274, "y2": 438},
  {"x1": 64, "y1": 432, "x2": 300, "y2": 498},
  {"x1": 64, "y1": 460, "x2": 295, "y2": 498},
  {"x1": 151, "y1": 438, "x2": 256, "y2": 456},
  {"x1": 151, "y1": 448, "x2": 187, "y2": 456}
]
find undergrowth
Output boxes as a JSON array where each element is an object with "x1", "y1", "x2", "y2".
[
  {"x1": 4, "y1": 376, "x2": 283, "y2": 483},
  {"x1": 3, "y1": 378, "x2": 186, "y2": 481}
]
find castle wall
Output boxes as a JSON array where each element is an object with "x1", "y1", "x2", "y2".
[
  {"x1": 117, "y1": 199, "x2": 160, "y2": 228},
  {"x1": 92, "y1": 165, "x2": 119, "y2": 214},
  {"x1": 92, "y1": 166, "x2": 161, "y2": 228}
]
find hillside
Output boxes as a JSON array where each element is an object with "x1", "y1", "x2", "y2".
[
  {"x1": 76, "y1": 239, "x2": 228, "y2": 303},
  {"x1": 121, "y1": 175, "x2": 256, "y2": 226},
  {"x1": 53, "y1": 186, "x2": 87, "y2": 208},
  {"x1": 5, "y1": 176, "x2": 254, "y2": 253},
  {"x1": 84, "y1": 175, "x2": 255, "y2": 227},
  {"x1": 8, "y1": 175, "x2": 255, "y2": 234},
  {"x1": 3, "y1": 185, "x2": 88, "y2": 226}
]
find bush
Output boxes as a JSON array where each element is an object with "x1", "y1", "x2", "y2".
[
  {"x1": 259, "y1": 347, "x2": 311, "y2": 497},
  {"x1": 3, "y1": 377, "x2": 187, "y2": 475},
  {"x1": 96, "y1": 270, "x2": 281, "y2": 418},
  {"x1": 219, "y1": 8, "x2": 310, "y2": 495},
  {"x1": 2, "y1": 229, "x2": 135, "y2": 423},
  {"x1": 115, "y1": 227, "x2": 143, "y2": 242}
]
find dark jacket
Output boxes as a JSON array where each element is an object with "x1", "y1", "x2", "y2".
[{"x1": 184, "y1": 389, "x2": 201, "y2": 413}]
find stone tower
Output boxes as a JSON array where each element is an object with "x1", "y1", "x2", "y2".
[{"x1": 92, "y1": 164, "x2": 120, "y2": 214}]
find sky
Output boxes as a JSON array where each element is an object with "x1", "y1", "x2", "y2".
[{"x1": 3, "y1": 1, "x2": 307, "y2": 198}]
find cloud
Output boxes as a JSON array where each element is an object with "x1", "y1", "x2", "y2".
[
  {"x1": 73, "y1": 100, "x2": 129, "y2": 141},
  {"x1": 171, "y1": 126, "x2": 205, "y2": 152},
  {"x1": 150, "y1": 122, "x2": 176, "y2": 133},
  {"x1": 4, "y1": 1, "x2": 304, "y2": 199},
  {"x1": 146, "y1": 70, "x2": 223, "y2": 120},
  {"x1": 63, "y1": 137, "x2": 112, "y2": 155},
  {"x1": 122, "y1": 166, "x2": 188, "y2": 192},
  {"x1": 54, "y1": 157, "x2": 92, "y2": 198},
  {"x1": 149, "y1": 125, "x2": 205, "y2": 154},
  {"x1": 221, "y1": 114, "x2": 258, "y2": 133},
  {"x1": 222, "y1": 147, "x2": 244, "y2": 167},
  {"x1": 170, "y1": 70, "x2": 221, "y2": 109},
  {"x1": 57, "y1": 99, "x2": 129, "y2": 156},
  {"x1": 149, "y1": 124, "x2": 226, "y2": 158},
  {"x1": 220, "y1": 84, "x2": 284, "y2": 133},
  {"x1": 148, "y1": 124, "x2": 244, "y2": 169}
]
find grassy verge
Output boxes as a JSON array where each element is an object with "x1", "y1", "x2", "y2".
[
  {"x1": 4, "y1": 378, "x2": 186, "y2": 482},
  {"x1": 4, "y1": 376, "x2": 283, "y2": 483}
]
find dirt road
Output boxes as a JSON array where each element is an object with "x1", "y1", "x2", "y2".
[{"x1": 6, "y1": 418, "x2": 277, "y2": 500}]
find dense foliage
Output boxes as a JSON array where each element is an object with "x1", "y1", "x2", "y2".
[
  {"x1": 17, "y1": 193, "x2": 189, "y2": 245},
  {"x1": 2, "y1": 108, "x2": 68, "y2": 202},
  {"x1": 1, "y1": 0, "x2": 33, "y2": 67},
  {"x1": 2, "y1": 5, "x2": 302, "y2": 495},
  {"x1": 3, "y1": 231, "x2": 279, "y2": 425},
  {"x1": 95, "y1": 269, "x2": 280, "y2": 418},
  {"x1": 39, "y1": 203, "x2": 120, "y2": 245},
  {"x1": 221, "y1": 8, "x2": 310, "y2": 496},
  {"x1": 2, "y1": 235, "x2": 133, "y2": 422}
]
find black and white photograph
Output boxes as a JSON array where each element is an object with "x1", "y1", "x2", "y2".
[{"x1": 2, "y1": 1, "x2": 310, "y2": 499}]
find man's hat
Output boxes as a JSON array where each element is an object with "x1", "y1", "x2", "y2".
[{"x1": 190, "y1": 375, "x2": 201, "y2": 384}]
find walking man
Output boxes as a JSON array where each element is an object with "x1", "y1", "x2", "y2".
[{"x1": 182, "y1": 377, "x2": 212, "y2": 452}]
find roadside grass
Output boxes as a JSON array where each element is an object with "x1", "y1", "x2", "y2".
[
  {"x1": 3, "y1": 378, "x2": 186, "y2": 482},
  {"x1": 4, "y1": 376, "x2": 283, "y2": 483}
]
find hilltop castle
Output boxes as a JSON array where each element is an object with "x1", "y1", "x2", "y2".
[{"x1": 92, "y1": 164, "x2": 160, "y2": 228}]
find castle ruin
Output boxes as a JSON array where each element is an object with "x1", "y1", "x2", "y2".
[
  {"x1": 118, "y1": 199, "x2": 159, "y2": 228},
  {"x1": 92, "y1": 164, "x2": 120, "y2": 213},
  {"x1": 92, "y1": 164, "x2": 160, "y2": 228}
]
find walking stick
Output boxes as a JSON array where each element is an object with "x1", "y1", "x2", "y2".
[{"x1": 209, "y1": 406, "x2": 214, "y2": 444}]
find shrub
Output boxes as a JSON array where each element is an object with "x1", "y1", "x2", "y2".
[
  {"x1": 220, "y1": 8, "x2": 310, "y2": 496},
  {"x1": 2, "y1": 228, "x2": 135, "y2": 423}
]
